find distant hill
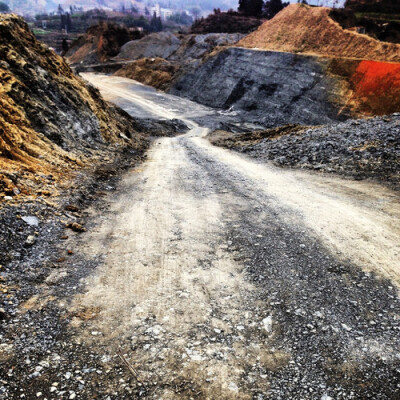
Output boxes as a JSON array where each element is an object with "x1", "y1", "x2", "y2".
[
  {"x1": 238, "y1": 4, "x2": 400, "y2": 62},
  {"x1": 5, "y1": 0, "x2": 239, "y2": 16},
  {"x1": 344, "y1": 0, "x2": 400, "y2": 13},
  {"x1": 191, "y1": 10, "x2": 262, "y2": 34}
]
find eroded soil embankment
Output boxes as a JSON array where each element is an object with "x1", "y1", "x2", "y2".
[{"x1": 0, "y1": 14, "x2": 147, "y2": 200}]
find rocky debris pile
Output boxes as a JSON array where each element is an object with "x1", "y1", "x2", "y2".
[
  {"x1": 234, "y1": 4, "x2": 400, "y2": 117},
  {"x1": 209, "y1": 114, "x2": 400, "y2": 186},
  {"x1": 170, "y1": 47, "x2": 350, "y2": 127},
  {"x1": 66, "y1": 22, "x2": 142, "y2": 65},
  {"x1": 115, "y1": 32, "x2": 243, "y2": 64},
  {"x1": 132, "y1": 118, "x2": 188, "y2": 137},
  {"x1": 238, "y1": 4, "x2": 400, "y2": 62},
  {"x1": 168, "y1": 33, "x2": 244, "y2": 64},
  {"x1": 115, "y1": 31, "x2": 181, "y2": 61}
]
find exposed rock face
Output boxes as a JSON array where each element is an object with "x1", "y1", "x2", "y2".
[
  {"x1": 113, "y1": 32, "x2": 243, "y2": 90},
  {"x1": 167, "y1": 33, "x2": 244, "y2": 64},
  {"x1": 0, "y1": 14, "x2": 146, "y2": 198},
  {"x1": 115, "y1": 32, "x2": 243, "y2": 64},
  {"x1": 170, "y1": 47, "x2": 349, "y2": 127},
  {"x1": 116, "y1": 32, "x2": 182, "y2": 61}
]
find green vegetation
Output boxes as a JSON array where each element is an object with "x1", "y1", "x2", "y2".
[
  {"x1": 354, "y1": 12, "x2": 400, "y2": 23},
  {"x1": 167, "y1": 12, "x2": 193, "y2": 26}
]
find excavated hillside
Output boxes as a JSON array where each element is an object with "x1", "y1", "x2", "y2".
[
  {"x1": 238, "y1": 4, "x2": 400, "y2": 62},
  {"x1": 112, "y1": 32, "x2": 244, "y2": 89},
  {"x1": 66, "y1": 22, "x2": 142, "y2": 65},
  {"x1": 169, "y1": 48, "x2": 352, "y2": 127},
  {"x1": 168, "y1": 5, "x2": 400, "y2": 120},
  {"x1": 0, "y1": 14, "x2": 148, "y2": 199}
]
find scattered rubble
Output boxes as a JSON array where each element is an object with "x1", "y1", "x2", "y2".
[{"x1": 209, "y1": 114, "x2": 400, "y2": 187}]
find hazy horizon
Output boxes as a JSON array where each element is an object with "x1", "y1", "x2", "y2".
[{"x1": 3, "y1": 0, "x2": 345, "y2": 17}]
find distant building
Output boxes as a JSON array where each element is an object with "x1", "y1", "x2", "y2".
[
  {"x1": 149, "y1": 3, "x2": 173, "y2": 20},
  {"x1": 150, "y1": 4, "x2": 161, "y2": 17}
]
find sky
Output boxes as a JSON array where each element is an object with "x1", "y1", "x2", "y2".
[{"x1": 3, "y1": 0, "x2": 347, "y2": 17}]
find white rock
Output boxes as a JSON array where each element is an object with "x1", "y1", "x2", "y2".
[
  {"x1": 341, "y1": 323, "x2": 352, "y2": 332},
  {"x1": 25, "y1": 235, "x2": 36, "y2": 246},
  {"x1": 321, "y1": 393, "x2": 332, "y2": 400},
  {"x1": 228, "y1": 382, "x2": 239, "y2": 392},
  {"x1": 262, "y1": 316, "x2": 273, "y2": 333},
  {"x1": 101, "y1": 355, "x2": 111, "y2": 363},
  {"x1": 22, "y1": 216, "x2": 39, "y2": 226}
]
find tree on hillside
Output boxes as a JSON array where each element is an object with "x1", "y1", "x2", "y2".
[
  {"x1": 66, "y1": 12, "x2": 72, "y2": 31},
  {"x1": 150, "y1": 12, "x2": 162, "y2": 32},
  {"x1": 0, "y1": 2, "x2": 9, "y2": 12},
  {"x1": 189, "y1": 6, "x2": 201, "y2": 20},
  {"x1": 238, "y1": 0, "x2": 264, "y2": 17},
  {"x1": 168, "y1": 11, "x2": 193, "y2": 26},
  {"x1": 264, "y1": 0, "x2": 289, "y2": 19}
]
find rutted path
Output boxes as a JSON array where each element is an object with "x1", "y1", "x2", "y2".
[{"x1": 68, "y1": 74, "x2": 400, "y2": 398}]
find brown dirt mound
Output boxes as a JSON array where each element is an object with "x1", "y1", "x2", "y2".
[
  {"x1": 0, "y1": 14, "x2": 146, "y2": 200},
  {"x1": 238, "y1": 4, "x2": 400, "y2": 62},
  {"x1": 114, "y1": 58, "x2": 181, "y2": 90}
]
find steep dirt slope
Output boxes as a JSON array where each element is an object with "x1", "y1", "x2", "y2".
[
  {"x1": 238, "y1": 4, "x2": 400, "y2": 62},
  {"x1": 0, "y1": 14, "x2": 146, "y2": 199}
]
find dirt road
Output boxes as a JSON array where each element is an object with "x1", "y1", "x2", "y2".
[{"x1": 68, "y1": 74, "x2": 400, "y2": 398}]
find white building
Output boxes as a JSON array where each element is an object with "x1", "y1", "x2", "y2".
[{"x1": 149, "y1": 3, "x2": 173, "y2": 20}]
